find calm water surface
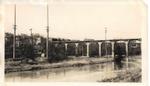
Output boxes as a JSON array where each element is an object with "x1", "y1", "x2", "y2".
[{"x1": 5, "y1": 59, "x2": 140, "y2": 82}]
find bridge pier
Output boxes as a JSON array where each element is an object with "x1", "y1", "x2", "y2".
[
  {"x1": 125, "y1": 41, "x2": 128, "y2": 57},
  {"x1": 75, "y1": 43, "x2": 79, "y2": 56},
  {"x1": 65, "y1": 43, "x2": 68, "y2": 55},
  {"x1": 111, "y1": 42, "x2": 115, "y2": 58},
  {"x1": 98, "y1": 42, "x2": 102, "y2": 57},
  {"x1": 125, "y1": 41, "x2": 129, "y2": 69},
  {"x1": 86, "y1": 42, "x2": 90, "y2": 57}
]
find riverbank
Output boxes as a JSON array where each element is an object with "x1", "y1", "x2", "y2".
[
  {"x1": 5, "y1": 56, "x2": 141, "y2": 82},
  {"x1": 5, "y1": 56, "x2": 114, "y2": 73},
  {"x1": 5, "y1": 56, "x2": 141, "y2": 74},
  {"x1": 97, "y1": 56, "x2": 141, "y2": 82},
  {"x1": 98, "y1": 68, "x2": 141, "y2": 82}
]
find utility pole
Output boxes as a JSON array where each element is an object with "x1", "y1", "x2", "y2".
[
  {"x1": 13, "y1": 4, "x2": 16, "y2": 59},
  {"x1": 29, "y1": 28, "x2": 32, "y2": 37},
  {"x1": 29, "y1": 28, "x2": 34, "y2": 59},
  {"x1": 105, "y1": 27, "x2": 107, "y2": 58},
  {"x1": 46, "y1": 4, "x2": 49, "y2": 59},
  {"x1": 29, "y1": 28, "x2": 33, "y2": 44}
]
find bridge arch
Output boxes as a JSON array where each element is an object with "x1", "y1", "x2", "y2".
[
  {"x1": 101, "y1": 42, "x2": 112, "y2": 56},
  {"x1": 77, "y1": 42, "x2": 87, "y2": 56},
  {"x1": 89, "y1": 42, "x2": 99, "y2": 57},
  {"x1": 67, "y1": 43, "x2": 76, "y2": 56}
]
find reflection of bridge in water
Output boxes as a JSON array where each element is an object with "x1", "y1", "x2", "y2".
[{"x1": 52, "y1": 38, "x2": 141, "y2": 57}]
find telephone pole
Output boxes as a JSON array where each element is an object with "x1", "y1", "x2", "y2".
[
  {"x1": 29, "y1": 28, "x2": 33, "y2": 45},
  {"x1": 105, "y1": 27, "x2": 107, "y2": 58},
  {"x1": 29, "y1": 28, "x2": 34, "y2": 58},
  {"x1": 29, "y1": 28, "x2": 32, "y2": 37},
  {"x1": 13, "y1": 4, "x2": 16, "y2": 59},
  {"x1": 46, "y1": 4, "x2": 49, "y2": 59}
]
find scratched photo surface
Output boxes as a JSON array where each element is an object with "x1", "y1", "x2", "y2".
[{"x1": 4, "y1": 0, "x2": 146, "y2": 82}]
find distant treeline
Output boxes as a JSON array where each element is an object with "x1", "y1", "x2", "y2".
[
  {"x1": 5, "y1": 33, "x2": 71, "y2": 62},
  {"x1": 5, "y1": 33, "x2": 141, "y2": 62}
]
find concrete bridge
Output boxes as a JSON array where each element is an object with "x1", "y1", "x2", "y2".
[{"x1": 52, "y1": 38, "x2": 141, "y2": 57}]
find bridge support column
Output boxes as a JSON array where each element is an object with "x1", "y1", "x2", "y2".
[
  {"x1": 65, "y1": 43, "x2": 68, "y2": 55},
  {"x1": 125, "y1": 41, "x2": 129, "y2": 69},
  {"x1": 75, "y1": 43, "x2": 79, "y2": 56},
  {"x1": 98, "y1": 42, "x2": 102, "y2": 57},
  {"x1": 111, "y1": 42, "x2": 115, "y2": 58},
  {"x1": 125, "y1": 41, "x2": 128, "y2": 57},
  {"x1": 86, "y1": 42, "x2": 90, "y2": 57}
]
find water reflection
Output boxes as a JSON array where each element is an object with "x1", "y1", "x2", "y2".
[
  {"x1": 6, "y1": 59, "x2": 137, "y2": 82},
  {"x1": 114, "y1": 57, "x2": 130, "y2": 70},
  {"x1": 114, "y1": 60, "x2": 123, "y2": 70}
]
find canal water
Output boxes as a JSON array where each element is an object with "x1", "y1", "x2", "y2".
[{"x1": 5, "y1": 59, "x2": 140, "y2": 82}]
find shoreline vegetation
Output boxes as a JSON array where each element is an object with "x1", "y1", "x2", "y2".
[
  {"x1": 5, "y1": 56, "x2": 141, "y2": 73},
  {"x1": 98, "y1": 68, "x2": 141, "y2": 82},
  {"x1": 5, "y1": 56, "x2": 114, "y2": 73}
]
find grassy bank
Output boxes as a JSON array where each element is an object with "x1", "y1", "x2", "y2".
[
  {"x1": 97, "y1": 56, "x2": 141, "y2": 82},
  {"x1": 97, "y1": 68, "x2": 141, "y2": 82},
  {"x1": 5, "y1": 56, "x2": 113, "y2": 73}
]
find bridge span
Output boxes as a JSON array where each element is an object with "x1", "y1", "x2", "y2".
[{"x1": 51, "y1": 38, "x2": 141, "y2": 57}]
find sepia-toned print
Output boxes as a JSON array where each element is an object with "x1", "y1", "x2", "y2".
[{"x1": 4, "y1": 0, "x2": 145, "y2": 82}]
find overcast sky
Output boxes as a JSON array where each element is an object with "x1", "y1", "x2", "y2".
[{"x1": 4, "y1": 0, "x2": 146, "y2": 40}]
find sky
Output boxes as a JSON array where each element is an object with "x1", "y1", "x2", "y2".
[{"x1": 4, "y1": 0, "x2": 146, "y2": 40}]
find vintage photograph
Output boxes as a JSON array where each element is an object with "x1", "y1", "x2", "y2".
[{"x1": 4, "y1": 0, "x2": 145, "y2": 82}]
